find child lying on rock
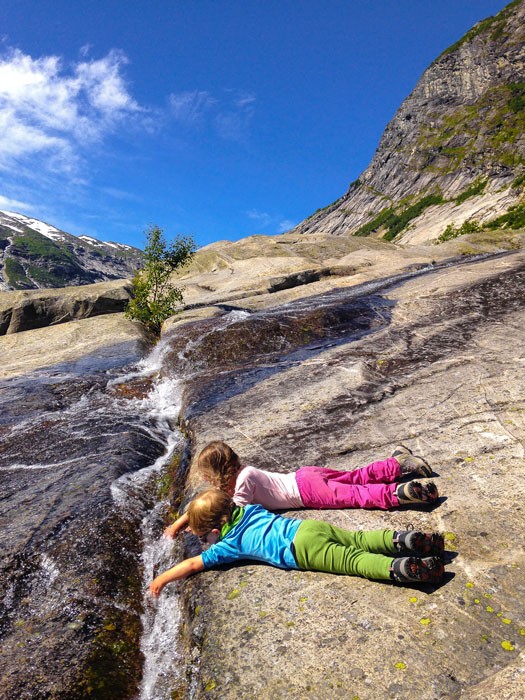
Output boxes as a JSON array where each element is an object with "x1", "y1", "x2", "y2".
[
  {"x1": 149, "y1": 488, "x2": 445, "y2": 596},
  {"x1": 164, "y1": 441, "x2": 439, "y2": 539}
]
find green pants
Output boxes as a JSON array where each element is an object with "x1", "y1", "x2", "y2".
[{"x1": 293, "y1": 520, "x2": 396, "y2": 581}]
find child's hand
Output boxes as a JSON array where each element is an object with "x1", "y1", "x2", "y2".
[
  {"x1": 163, "y1": 523, "x2": 178, "y2": 539},
  {"x1": 148, "y1": 577, "x2": 165, "y2": 597},
  {"x1": 163, "y1": 513, "x2": 190, "y2": 539}
]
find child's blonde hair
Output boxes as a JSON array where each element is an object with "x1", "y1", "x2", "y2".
[
  {"x1": 187, "y1": 488, "x2": 235, "y2": 534},
  {"x1": 197, "y1": 441, "x2": 242, "y2": 491}
]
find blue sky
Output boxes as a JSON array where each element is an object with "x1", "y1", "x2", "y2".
[{"x1": 0, "y1": 0, "x2": 511, "y2": 250}]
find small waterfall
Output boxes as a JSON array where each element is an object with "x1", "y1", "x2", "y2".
[
  {"x1": 124, "y1": 310, "x2": 259, "y2": 699},
  {"x1": 109, "y1": 339, "x2": 189, "y2": 700},
  {"x1": 137, "y1": 516, "x2": 185, "y2": 700}
]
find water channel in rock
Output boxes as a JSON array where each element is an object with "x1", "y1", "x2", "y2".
[{"x1": 0, "y1": 337, "x2": 185, "y2": 699}]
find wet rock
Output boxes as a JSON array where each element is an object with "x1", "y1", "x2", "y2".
[
  {"x1": 2, "y1": 231, "x2": 525, "y2": 700},
  {"x1": 0, "y1": 314, "x2": 164, "y2": 700}
]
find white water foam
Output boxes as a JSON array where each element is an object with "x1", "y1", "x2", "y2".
[
  {"x1": 108, "y1": 360, "x2": 188, "y2": 698},
  {"x1": 121, "y1": 333, "x2": 177, "y2": 382},
  {"x1": 138, "y1": 509, "x2": 185, "y2": 700},
  {"x1": 110, "y1": 375, "x2": 182, "y2": 506},
  {"x1": 0, "y1": 461, "x2": 80, "y2": 471},
  {"x1": 40, "y1": 554, "x2": 60, "y2": 586}
]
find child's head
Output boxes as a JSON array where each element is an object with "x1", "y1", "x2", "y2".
[
  {"x1": 187, "y1": 488, "x2": 235, "y2": 535},
  {"x1": 197, "y1": 441, "x2": 241, "y2": 491}
]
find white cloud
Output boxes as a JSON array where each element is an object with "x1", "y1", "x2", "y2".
[
  {"x1": 247, "y1": 209, "x2": 273, "y2": 228},
  {"x1": 234, "y1": 92, "x2": 256, "y2": 110},
  {"x1": 0, "y1": 47, "x2": 142, "y2": 173},
  {"x1": 247, "y1": 210, "x2": 296, "y2": 234},
  {"x1": 169, "y1": 90, "x2": 217, "y2": 125},
  {"x1": 101, "y1": 185, "x2": 140, "y2": 202},
  {"x1": 215, "y1": 111, "x2": 244, "y2": 142},
  {"x1": 0, "y1": 193, "x2": 32, "y2": 211},
  {"x1": 79, "y1": 44, "x2": 93, "y2": 58},
  {"x1": 278, "y1": 219, "x2": 295, "y2": 233},
  {"x1": 169, "y1": 87, "x2": 256, "y2": 142}
]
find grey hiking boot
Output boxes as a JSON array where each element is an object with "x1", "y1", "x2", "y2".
[
  {"x1": 394, "y1": 530, "x2": 445, "y2": 557},
  {"x1": 392, "y1": 445, "x2": 432, "y2": 478},
  {"x1": 391, "y1": 556, "x2": 444, "y2": 584},
  {"x1": 395, "y1": 480, "x2": 439, "y2": 505}
]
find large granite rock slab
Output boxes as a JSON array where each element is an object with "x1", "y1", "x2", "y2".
[
  {"x1": 161, "y1": 249, "x2": 525, "y2": 699},
  {"x1": 170, "y1": 232, "x2": 441, "y2": 312},
  {"x1": 0, "y1": 279, "x2": 132, "y2": 335},
  {"x1": 289, "y1": 0, "x2": 525, "y2": 244},
  {"x1": 168, "y1": 231, "x2": 524, "y2": 324},
  {"x1": 0, "y1": 312, "x2": 149, "y2": 379},
  {"x1": 2, "y1": 226, "x2": 524, "y2": 699}
]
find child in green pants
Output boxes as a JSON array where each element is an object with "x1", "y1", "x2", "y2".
[{"x1": 149, "y1": 489, "x2": 445, "y2": 595}]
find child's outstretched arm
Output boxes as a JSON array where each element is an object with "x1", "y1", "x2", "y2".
[
  {"x1": 149, "y1": 555, "x2": 205, "y2": 596},
  {"x1": 163, "y1": 512, "x2": 190, "y2": 539}
]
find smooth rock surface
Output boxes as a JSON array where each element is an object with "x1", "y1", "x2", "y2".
[
  {"x1": 161, "y1": 249, "x2": 525, "y2": 699},
  {"x1": 0, "y1": 313, "x2": 148, "y2": 379},
  {"x1": 168, "y1": 230, "x2": 523, "y2": 326},
  {"x1": 0, "y1": 279, "x2": 132, "y2": 335}
]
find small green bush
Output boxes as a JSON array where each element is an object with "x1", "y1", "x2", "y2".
[
  {"x1": 512, "y1": 172, "x2": 525, "y2": 189},
  {"x1": 508, "y1": 83, "x2": 525, "y2": 113},
  {"x1": 353, "y1": 207, "x2": 395, "y2": 237},
  {"x1": 4, "y1": 256, "x2": 29, "y2": 288},
  {"x1": 353, "y1": 194, "x2": 444, "y2": 241},
  {"x1": 383, "y1": 194, "x2": 444, "y2": 241},
  {"x1": 125, "y1": 225, "x2": 196, "y2": 334},
  {"x1": 436, "y1": 203, "x2": 525, "y2": 244}
]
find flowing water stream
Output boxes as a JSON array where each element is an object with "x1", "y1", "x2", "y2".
[
  {"x1": 128, "y1": 310, "x2": 254, "y2": 700},
  {"x1": 109, "y1": 343, "x2": 186, "y2": 700},
  {"x1": 0, "y1": 309, "x2": 263, "y2": 699},
  {"x1": 0, "y1": 335, "x2": 188, "y2": 699}
]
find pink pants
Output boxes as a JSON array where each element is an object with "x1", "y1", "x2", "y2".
[{"x1": 295, "y1": 458, "x2": 401, "y2": 510}]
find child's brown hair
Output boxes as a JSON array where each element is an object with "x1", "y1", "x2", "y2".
[
  {"x1": 187, "y1": 488, "x2": 235, "y2": 534},
  {"x1": 197, "y1": 441, "x2": 242, "y2": 491}
]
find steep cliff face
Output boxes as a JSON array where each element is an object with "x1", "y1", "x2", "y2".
[
  {"x1": 0, "y1": 210, "x2": 144, "y2": 290},
  {"x1": 293, "y1": 0, "x2": 525, "y2": 245}
]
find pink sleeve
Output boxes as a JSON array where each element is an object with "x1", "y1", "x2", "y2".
[{"x1": 233, "y1": 466, "x2": 256, "y2": 506}]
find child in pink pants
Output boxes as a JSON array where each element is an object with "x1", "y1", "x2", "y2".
[{"x1": 164, "y1": 442, "x2": 439, "y2": 539}]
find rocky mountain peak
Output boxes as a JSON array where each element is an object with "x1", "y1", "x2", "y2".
[
  {"x1": 293, "y1": 0, "x2": 525, "y2": 245},
  {"x1": 0, "y1": 210, "x2": 144, "y2": 290}
]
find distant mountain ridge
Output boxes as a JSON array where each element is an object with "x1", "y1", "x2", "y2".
[
  {"x1": 0, "y1": 211, "x2": 144, "y2": 290},
  {"x1": 292, "y1": 0, "x2": 525, "y2": 245}
]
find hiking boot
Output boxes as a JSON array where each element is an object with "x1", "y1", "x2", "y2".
[
  {"x1": 394, "y1": 530, "x2": 445, "y2": 557},
  {"x1": 392, "y1": 445, "x2": 432, "y2": 478},
  {"x1": 395, "y1": 480, "x2": 439, "y2": 505},
  {"x1": 391, "y1": 556, "x2": 444, "y2": 584}
]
